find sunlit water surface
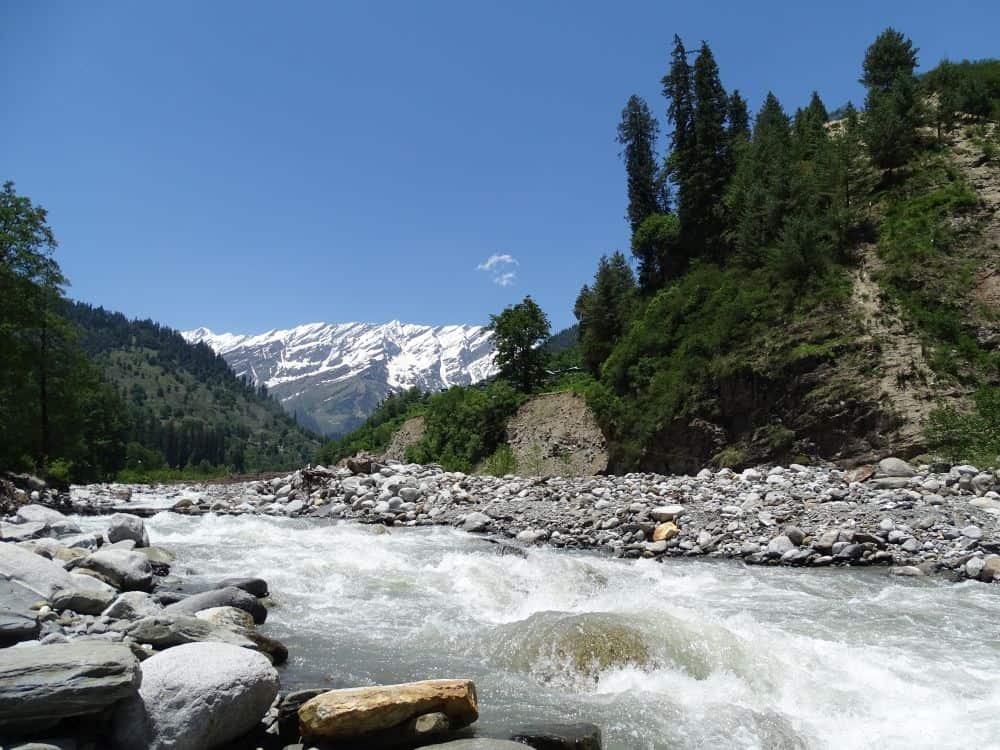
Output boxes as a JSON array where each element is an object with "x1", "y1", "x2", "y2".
[{"x1": 77, "y1": 512, "x2": 1000, "y2": 750}]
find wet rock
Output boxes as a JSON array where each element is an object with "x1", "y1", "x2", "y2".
[
  {"x1": 217, "y1": 576, "x2": 269, "y2": 598},
  {"x1": 508, "y1": 721, "x2": 602, "y2": 749},
  {"x1": 195, "y1": 605, "x2": 255, "y2": 630},
  {"x1": 164, "y1": 585, "x2": 267, "y2": 624},
  {"x1": 420, "y1": 741, "x2": 534, "y2": 749},
  {"x1": 106, "y1": 513, "x2": 149, "y2": 548},
  {"x1": 113, "y1": 642, "x2": 279, "y2": 750},
  {"x1": 0, "y1": 643, "x2": 140, "y2": 731},
  {"x1": 299, "y1": 679, "x2": 479, "y2": 742},
  {"x1": 890, "y1": 566, "x2": 925, "y2": 577},
  {"x1": 462, "y1": 512, "x2": 492, "y2": 533},
  {"x1": 79, "y1": 549, "x2": 153, "y2": 592},
  {"x1": 103, "y1": 591, "x2": 163, "y2": 620}
]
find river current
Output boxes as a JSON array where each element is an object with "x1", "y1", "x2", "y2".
[{"x1": 79, "y1": 512, "x2": 999, "y2": 750}]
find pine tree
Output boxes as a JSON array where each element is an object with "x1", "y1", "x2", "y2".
[
  {"x1": 727, "y1": 89, "x2": 751, "y2": 142},
  {"x1": 685, "y1": 42, "x2": 732, "y2": 259},
  {"x1": 725, "y1": 92, "x2": 792, "y2": 264},
  {"x1": 860, "y1": 28, "x2": 922, "y2": 172},
  {"x1": 631, "y1": 213, "x2": 682, "y2": 289},
  {"x1": 860, "y1": 28, "x2": 919, "y2": 93},
  {"x1": 574, "y1": 251, "x2": 637, "y2": 375},
  {"x1": 662, "y1": 34, "x2": 694, "y2": 181},
  {"x1": 617, "y1": 95, "x2": 662, "y2": 234}
]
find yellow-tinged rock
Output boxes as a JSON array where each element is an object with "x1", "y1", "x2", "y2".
[
  {"x1": 299, "y1": 679, "x2": 478, "y2": 741},
  {"x1": 653, "y1": 522, "x2": 679, "y2": 542}
]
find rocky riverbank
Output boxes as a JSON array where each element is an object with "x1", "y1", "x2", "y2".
[
  {"x1": 0, "y1": 476, "x2": 603, "y2": 749},
  {"x1": 69, "y1": 456, "x2": 1000, "y2": 584}
]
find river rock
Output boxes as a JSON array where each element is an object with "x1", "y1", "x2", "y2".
[
  {"x1": 0, "y1": 541, "x2": 113, "y2": 598},
  {"x1": 979, "y1": 554, "x2": 1000, "y2": 582},
  {"x1": 876, "y1": 457, "x2": 916, "y2": 478},
  {"x1": 51, "y1": 586, "x2": 116, "y2": 615},
  {"x1": 420, "y1": 742, "x2": 533, "y2": 749},
  {"x1": 766, "y1": 535, "x2": 795, "y2": 558},
  {"x1": 15, "y1": 504, "x2": 73, "y2": 528},
  {"x1": 652, "y1": 522, "x2": 679, "y2": 542},
  {"x1": 122, "y1": 614, "x2": 255, "y2": 650},
  {"x1": 299, "y1": 679, "x2": 479, "y2": 742},
  {"x1": 463, "y1": 512, "x2": 492, "y2": 532},
  {"x1": 103, "y1": 591, "x2": 163, "y2": 620},
  {"x1": 217, "y1": 576, "x2": 269, "y2": 597},
  {"x1": 112, "y1": 641, "x2": 279, "y2": 750},
  {"x1": 2, "y1": 521, "x2": 50, "y2": 542},
  {"x1": 0, "y1": 580, "x2": 42, "y2": 645},
  {"x1": 80, "y1": 549, "x2": 153, "y2": 591},
  {"x1": 650, "y1": 505, "x2": 685, "y2": 521},
  {"x1": 195, "y1": 605, "x2": 256, "y2": 630},
  {"x1": 0, "y1": 643, "x2": 140, "y2": 730},
  {"x1": 106, "y1": 513, "x2": 149, "y2": 548},
  {"x1": 164, "y1": 586, "x2": 267, "y2": 624},
  {"x1": 508, "y1": 721, "x2": 602, "y2": 749}
]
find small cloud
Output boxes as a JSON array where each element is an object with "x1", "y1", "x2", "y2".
[{"x1": 477, "y1": 253, "x2": 518, "y2": 286}]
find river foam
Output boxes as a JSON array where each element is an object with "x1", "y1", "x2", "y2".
[{"x1": 79, "y1": 512, "x2": 1000, "y2": 750}]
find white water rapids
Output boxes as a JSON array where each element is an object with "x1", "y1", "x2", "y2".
[{"x1": 81, "y1": 512, "x2": 999, "y2": 749}]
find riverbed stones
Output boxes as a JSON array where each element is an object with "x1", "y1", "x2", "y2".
[
  {"x1": 462, "y1": 512, "x2": 492, "y2": 532},
  {"x1": 508, "y1": 721, "x2": 602, "y2": 750},
  {"x1": 164, "y1": 585, "x2": 267, "y2": 624},
  {"x1": 112, "y1": 641, "x2": 279, "y2": 750},
  {"x1": 79, "y1": 549, "x2": 153, "y2": 591},
  {"x1": 877, "y1": 457, "x2": 916, "y2": 478},
  {"x1": 298, "y1": 679, "x2": 479, "y2": 742},
  {"x1": 51, "y1": 586, "x2": 116, "y2": 615},
  {"x1": 103, "y1": 591, "x2": 163, "y2": 620},
  {"x1": 0, "y1": 541, "x2": 113, "y2": 598},
  {"x1": 650, "y1": 505, "x2": 685, "y2": 521},
  {"x1": 106, "y1": 513, "x2": 149, "y2": 548},
  {"x1": 421, "y1": 742, "x2": 533, "y2": 749},
  {"x1": 652, "y1": 522, "x2": 679, "y2": 542},
  {"x1": 121, "y1": 614, "x2": 255, "y2": 650},
  {"x1": 0, "y1": 643, "x2": 140, "y2": 731}
]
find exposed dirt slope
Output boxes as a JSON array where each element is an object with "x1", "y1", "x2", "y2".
[{"x1": 505, "y1": 392, "x2": 608, "y2": 476}]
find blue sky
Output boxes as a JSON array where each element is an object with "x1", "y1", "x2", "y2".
[{"x1": 2, "y1": 1, "x2": 997, "y2": 333}]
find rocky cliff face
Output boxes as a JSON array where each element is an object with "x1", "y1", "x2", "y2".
[
  {"x1": 184, "y1": 322, "x2": 495, "y2": 436},
  {"x1": 505, "y1": 392, "x2": 608, "y2": 476}
]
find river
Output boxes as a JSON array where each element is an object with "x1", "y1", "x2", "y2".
[{"x1": 79, "y1": 511, "x2": 999, "y2": 750}]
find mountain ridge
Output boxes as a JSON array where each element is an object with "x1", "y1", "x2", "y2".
[{"x1": 184, "y1": 320, "x2": 497, "y2": 436}]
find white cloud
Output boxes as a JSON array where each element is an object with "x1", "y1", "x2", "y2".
[{"x1": 476, "y1": 253, "x2": 518, "y2": 286}]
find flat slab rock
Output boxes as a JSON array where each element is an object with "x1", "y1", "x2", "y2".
[
  {"x1": 299, "y1": 679, "x2": 479, "y2": 741},
  {"x1": 0, "y1": 642, "x2": 140, "y2": 728}
]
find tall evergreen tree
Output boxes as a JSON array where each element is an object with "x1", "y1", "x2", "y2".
[
  {"x1": 488, "y1": 296, "x2": 551, "y2": 393},
  {"x1": 860, "y1": 28, "x2": 919, "y2": 92},
  {"x1": 574, "y1": 252, "x2": 637, "y2": 375},
  {"x1": 727, "y1": 89, "x2": 751, "y2": 142},
  {"x1": 725, "y1": 93, "x2": 793, "y2": 264},
  {"x1": 631, "y1": 213, "x2": 682, "y2": 290},
  {"x1": 662, "y1": 34, "x2": 694, "y2": 179},
  {"x1": 685, "y1": 42, "x2": 732, "y2": 259},
  {"x1": 617, "y1": 95, "x2": 662, "y2": 234},
  {"x1": 860, "y1": 28, "x2": 922, "y2": 172}
]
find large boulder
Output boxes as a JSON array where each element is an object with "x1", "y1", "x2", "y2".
[
  {"x1": 103, "y1": 591, "x2": 163, "y2": 620},
  {"x1": 112, "y1": 642, "x2": 279, "y2": 750},
  {"x1": 876, "y1": 457, "x2": 916, "y2": 478},
  {"x1": 51, "y1": 586, "x2": 116, "y2": 616},
  {"x1": 121, "y1": 615, "x2": 255, "y2": 650},
  {"x1": 299, "y1": 679, "x2": 479, "y2": 742},
  {"x1": 106, "y1": 514, "x2": 149, "y2": 548},
  {"x1": 79, "y1": 549, "x2": 153, "y2": 591},
  {"x1": 164, "y1": 586, "x2": 267, "y2": 624},
  {"x1": 0, "y1": 580, "x2": 43, "y2": 645},
  {"x1": 0, "y1": 541, "x2": 113, "y2": 599},
  {"x1": 0, "y1": 643, "x2": 140, "y2": 731},
  {"x1": 15, "y1": 505, "x2": 71, "y2": 527}
]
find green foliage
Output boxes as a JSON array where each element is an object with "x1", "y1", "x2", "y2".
[
  {"x1": 923, "y1": 58, "x2": 1000, "y2": 119},
  {"x1": 315, "y1": 388, "x2": 427, "y2": 465},
  {"x1": 864, "y1": 72, "x2": 923, "y2": 171},
  {"x1": 483, "y1": 444, "x2": 518, "y2": 477},
  {"x1": 618, "y1": 95, "x2": 664, "y2": 233},
  {"x1": 489, "y1": 296, "x2": 551, "y2": 392},
  {"x1": 926, "y1": 388, "x2": 1000, "y2": 467},
  {"x1": 0, "y1": 181, "x2": 129, "y2": 482},
  {"x1": 65, "y1": 302, "x2": 320, "y2": 473},
  {"x1": 631, "y1": 213, "x2": 682, "y2": 288},
  {"x1": 407, "y1": 381, "x2": 524, "y2": 472},
  {"x1": 860, "y1": 28, "x2": 918, "y2": 92},
  {"x1": 574, "y1": 252, "x2": 637, "y2": 375}
]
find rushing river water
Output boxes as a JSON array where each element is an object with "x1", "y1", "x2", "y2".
[{"x1": 80, "y1": 512, "x2": 999, "y2": 750}]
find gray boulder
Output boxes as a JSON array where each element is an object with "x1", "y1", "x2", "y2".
[
  {"x1": 1, "y1": 521, "x2": 50, "y2": 542},
  {"x1": 51, "y1": 587, "x2": 116, "y2": 615},
  {"x1": 0, "y1": 643, "x2": 140, "y2": 730},
  {"x1": 876, "y1": 457, "x2": 916, "y2": 478},
  {"x1": 509, "y1": 722, "x2": 602, "y2": 750},
  {"x1": 420, "y1": 742, "x2": 534, "y2": 749},
  {"x1": 80, "y1": 549, "x2": 153, "y2": 591},
  {"x1": 122, "y1": 615, "x2": 255, "y2": 650},
  {"x1": 0, "y1": 541, "x2": 113, "y2": 598},
  {"x1": 462, "y1": 512, "x2": 492, "y2": 532},
  {"x1": 15, "y1": 505, "x2": 69, "y2": 527},
  {"x1": 0, "y1": 580, "x2": 43, "y2": 646},
  {"x1": 106, "y1": 513, "x2": 149, "y2": 548},
  {"x1": 164, "y1": 586, "x2": 267, "y2": 624},
  {"x1": 112, "y1": 642, "x2": 279, "y2": 750},
  {"x1": 103, "y1": 591, "x2": 163, "y2": 620}
]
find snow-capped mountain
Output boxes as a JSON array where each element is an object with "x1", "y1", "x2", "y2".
[{"x1": 183, "y1": 321, "x2": 496, "y2": 436}]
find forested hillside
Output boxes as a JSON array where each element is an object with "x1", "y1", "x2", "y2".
[
  {"x1": 326, "y1": 30, "x2": 1000, "y2": 474},
  {"x1": 0, "y1": 180, "x2": 319, "y2": 482},
  {"x1": 65, "y1": 302, "x2": 320, "y2": 475}
]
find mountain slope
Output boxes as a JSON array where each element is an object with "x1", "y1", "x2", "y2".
[
  {"x1": 184, "y1": 321, "x2": 496, "y2": 436},
  {"x1": 65, "y1": 302, "x2": 321, "y2": 472}
]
